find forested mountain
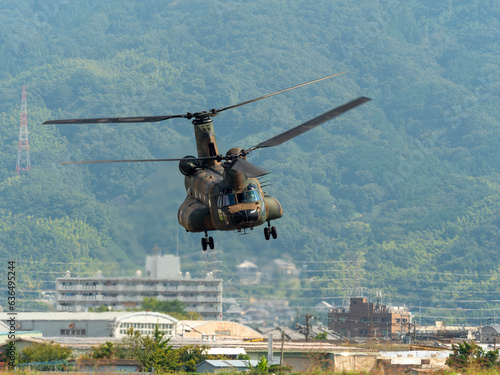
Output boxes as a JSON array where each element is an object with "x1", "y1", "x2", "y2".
[{"x1": 0, "y1": 0, "x2": 499, "y2": 321}]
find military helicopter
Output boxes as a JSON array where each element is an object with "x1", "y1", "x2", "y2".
[{"x1": 43, "y1": 73, "x2": 370, "y2": 250}]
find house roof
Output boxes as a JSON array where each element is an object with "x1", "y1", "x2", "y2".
[
  {"x1": 237, "y1": 261, "x2": 258, "y2": 269},
  {"x1": 197, "y1": 359, "x2": 280, "y2": 369},
  {"x1": 206, "y1": 347, "x2": 246, "y2": 356},
  {"x1": 315, "y1": 301, "x2": 334, "y2": 309},
  {"x1": 482, "y1": 324, "x2": 500, "y2": 333},
  {"x1": 258, "y1": 326, "x2": 305, "y2": 340}
]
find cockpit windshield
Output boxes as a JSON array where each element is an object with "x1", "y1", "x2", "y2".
[
  {"x1": 237, "y1": 191, "x2": 260, "y2": 203},
  {"x1": 219, "y1": 190, "x2": 262, "y2": 207}
]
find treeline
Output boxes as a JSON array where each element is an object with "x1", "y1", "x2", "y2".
[{"x1": 0, "y1": 0, "x2": 499, "y2": 318}]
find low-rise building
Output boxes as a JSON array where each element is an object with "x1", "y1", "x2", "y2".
[
  {"x1": 328, "y1": 297, "x2": 412, "y2": 338},
  {"x1": 0, "y1": 311, "x2": 177, "y2": 339}
]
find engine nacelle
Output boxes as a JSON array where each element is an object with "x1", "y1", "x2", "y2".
[
  {"x1": 264, "y1": 194, "x2": 283, "y2": 221},
  {"x1": 179, "y1": 155, "x2": 200, "y2": 176}
]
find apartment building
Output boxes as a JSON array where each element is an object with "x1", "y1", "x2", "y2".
[{"x1": 55, "y1": 254, "x2": 222, "y2": 320}]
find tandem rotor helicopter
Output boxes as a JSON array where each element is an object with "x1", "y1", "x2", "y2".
[{"x1": 44, "y1": 73, "x2": 370, "y2": 250}]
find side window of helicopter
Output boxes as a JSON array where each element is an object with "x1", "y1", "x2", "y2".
[{"x1": 219, "y1": 194, "x2": 236, "y2": 207}]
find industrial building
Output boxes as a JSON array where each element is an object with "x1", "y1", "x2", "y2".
[
  {"x1": 328, "y1": 297, "x2": 412, "y2": 338},
  {"x1": 479, "y1": 324, "x2": 500, "y2": 344},
  {"x1": 0, "y1": 311, "x2": 178, "y2": 339},
  {"x1": 55, "y1": 253, "x2": 223, "y2": 320}
]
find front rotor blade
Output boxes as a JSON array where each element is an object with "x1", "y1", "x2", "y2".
[
  {"x1": 249, "y1": 97, "x2": 371, "y2": 151},
  {"x1": 216, "y1": 72, "x2": 346, "y2": 114},
  {"x1": 43, "y1": 114, "x2": 186, "y2": 125},
  {"x1": 231, "y1": 158, "x2": 269, "y2": 178},
  {"x1": 61, "y1": 156, "x2": 221, "y2": 165}
]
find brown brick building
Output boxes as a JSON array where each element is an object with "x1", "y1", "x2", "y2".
[{"x1": 328, "y1": 297, "x2": 412, "y2": 338}]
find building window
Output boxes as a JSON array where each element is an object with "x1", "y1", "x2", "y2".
[{"x1": 60, "y1": 329, "x2": 86, "y2": 336}]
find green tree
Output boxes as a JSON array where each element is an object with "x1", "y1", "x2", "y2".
[
  {"x1": 117, "y1": 326, "x2": 178, "y2": 372},
  {"x1": 91, "y1": 341, "x2": 115, "y2": 359},
  {"x1": 314, "y1": 332, "x2": 328, "y2": 340},
  {"x1": 249, "y1": 356, "x2": 270, "y2": 375},
  {"x1": 18, "y1": 342, "x2": 72, "y2": 364},
  {"x1": 89, "y1": 305, "x2": 112, "y2": 312},
  {"x1": 176, "y1": 344, "x2": 215, "y2": 372},
  {"x1": 446, "y1": 341, "x2": 499, "y2": 369},
  {"x1": 140, "y1": 297, "x2": 201, "y2": 320}
]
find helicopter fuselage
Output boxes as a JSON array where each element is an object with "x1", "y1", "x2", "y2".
[
  {"x1": 178, "y1": 165, "x2": 282, "y2": 232},
  {"x1": 177, "y1": 119, "x2": 282, "y2": 234}
]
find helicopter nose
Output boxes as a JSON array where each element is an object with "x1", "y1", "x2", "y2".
[{"x1": 232, "y1": 209, "x2": 259, "y2": 224}]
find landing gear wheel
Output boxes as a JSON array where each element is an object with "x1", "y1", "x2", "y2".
[
  {"x1": 208, "y1": 237, "x2": 214, "y2": 250},
  {"x1": 264, "y1": 227, "x2": 270, "y2": 240},
  {"x1": 201, "y1": 238, "x2": 208, "y2": 251},
  {"x1": 271, "y1": 226, "x2": 277, "y2": 239}
]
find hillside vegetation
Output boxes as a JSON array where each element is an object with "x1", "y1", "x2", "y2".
[{"x1": 0, "y1": 0, "x2": 499, "y2": 320}]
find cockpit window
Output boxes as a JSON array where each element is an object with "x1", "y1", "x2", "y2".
[
  {"x1": 247, "y1": 183, "x2": 258, "y2": 191},
  {"x1": 219, "y1": 190, "x2": 262, "y2": 207},
  {"x1": 222, "y1": 194, "x2": 237, "y2": 206},
  {"x1": 236, "y1": 191, "x2": 261, "y2": 203}
]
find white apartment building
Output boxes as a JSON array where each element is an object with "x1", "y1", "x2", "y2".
[{"x1": 55, "y1": 254, "x2": 222, "y2": 320}]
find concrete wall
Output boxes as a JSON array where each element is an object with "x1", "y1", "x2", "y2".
[
  {"x1": 333, "y1": 354, "x2": 377, "y2": 373},
  {"x1": 15, "y1": 319, "x2": 112, "y2": 337}
]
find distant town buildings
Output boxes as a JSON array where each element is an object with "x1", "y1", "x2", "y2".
[
  {"x1": 236, "y1": 261, "x2": 261, "y2": 284},
  {"x1": 236, "y1": 258, "x2": 301, "y2": 285},
  {"x1": 328, "y1": 297, "x2": 412, "y2": 338},
  {"x1": 55, "y1": 254, "x2": 222, "y2": 320}
]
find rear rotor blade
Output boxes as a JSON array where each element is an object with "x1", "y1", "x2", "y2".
[
  {"x1": 61, "y1": 156, "x2": 221, "y2": 165},
  {"x1": 216, "y1": 72, "x2": 346, "y2": 114},
  {"x1": 43, "y1": 114, "x2": 186, "y2": 125},
  {"x1": 231, "y1": 158, "x2": 269, "y2": 178},
  {"x1": 248, "y1": 96, "x2": 371, "y2": 151}
]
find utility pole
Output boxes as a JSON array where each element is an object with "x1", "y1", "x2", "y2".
[
  {"x1": 419, "y1": 301, "x2": 422, "y2": 327},
  {"x1": 413, "y1": 320, "x2": 417, "y2": 342},
  {"x1": 479, "y1": 322, "x2": 482, "y2": 343},
  {"x1": 16, "y1": 85, "x2": 31, "y2": 174},
  {"x1": 305, "y1": 314, "x2": 312, "y2": 342},
  {"x1": 280, "y1": 329, "x2": 285, "y2": 369}
]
